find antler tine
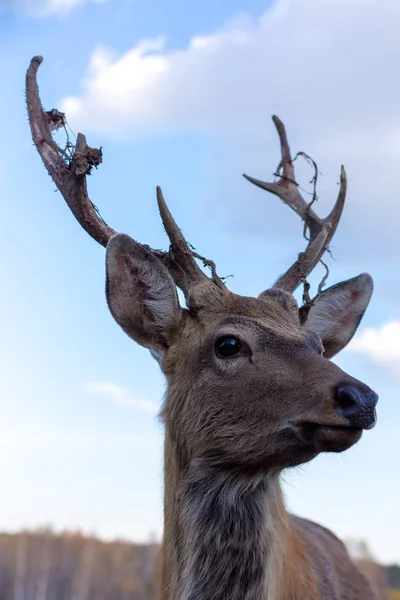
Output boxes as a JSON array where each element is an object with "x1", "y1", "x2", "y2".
[
  {"x1": 26, "y1": 56, "x2": 116, "y2": 247},
  {"x1": 273, "y1": 224, "x2": 331, "y2": 292},
  {"x1": 156, "y1": 187, "x2": 210, "y2": 289},
  {"x1": 26, "y1": 56, "x2": 210, "y2": 300},
  {"x1": 243, "y1": 115, "x2": 347, "y2": 294}
]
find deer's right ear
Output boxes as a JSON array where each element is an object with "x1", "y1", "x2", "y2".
[{"x1": 106, "y1": 234, "x2": 182, "y2": 356}]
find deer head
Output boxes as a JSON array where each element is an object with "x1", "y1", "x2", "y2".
[{"x1": 26, "y1": 56, "x2": 378, "y2": 475}]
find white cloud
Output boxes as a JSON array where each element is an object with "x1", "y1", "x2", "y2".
[
  {"x1": 85, "y1": 381, "x2": 159, "y2": 415},
  {"x1": 11, "y1": 0, "x2": 107, "y2": 18},
  {"x1": 61, "y1": 0, "x2": 400, "y2": 144},
  {"x1": 347, "y1": 320, "x2": 400, "y2": 377}
]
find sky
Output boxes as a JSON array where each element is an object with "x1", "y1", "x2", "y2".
[{"x1": 0, "y1": 0, "x2": 399, "y2": 565}]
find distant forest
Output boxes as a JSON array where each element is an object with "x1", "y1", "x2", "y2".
[
  {"x1": 0, "y1": 529, "x2": 397, "y2": 599},
  {"x1": 0, "y1": 529, "x2": 158, "y2": 600}
]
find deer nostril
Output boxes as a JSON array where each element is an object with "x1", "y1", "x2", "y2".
[{"x1": 335, "y1": 387, "x2": 358, "y2": 411}]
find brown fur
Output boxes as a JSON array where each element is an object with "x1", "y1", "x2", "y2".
[{"x1": 105, "y1": 236, "x2": 379, "y2": 600}]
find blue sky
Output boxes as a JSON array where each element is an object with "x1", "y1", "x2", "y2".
[{"x1": 1, "y1": 0, "x2": 399, "y2": 565}]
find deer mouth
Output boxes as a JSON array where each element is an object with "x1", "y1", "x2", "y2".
[{"x1": 292, "y1": 422, "x2": 363, "y2": 453}]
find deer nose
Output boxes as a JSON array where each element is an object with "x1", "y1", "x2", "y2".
[{"x1": 334, "y1": 381, "x2": 378, "y2": 430}]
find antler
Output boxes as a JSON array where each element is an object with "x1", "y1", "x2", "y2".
[
  {"x1": 243, "y1": 115, "x2": 347, "y2": 294},
  {"x1": 26, "y1": 57, "x2": 345, "y2": 301},
  {"x1": 25, "y1": 56, "x2": 212, "y2": 298}
]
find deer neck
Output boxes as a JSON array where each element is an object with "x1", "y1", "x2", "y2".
[{"x1": 160, "y1": 432, "x2": 288, "y2": 600}]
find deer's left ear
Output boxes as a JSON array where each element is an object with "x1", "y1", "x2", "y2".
[{"x1": 304, "y1": 273, "x2": 373, "y2": 359}]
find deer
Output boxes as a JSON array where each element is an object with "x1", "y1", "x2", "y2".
[{"x1": 26, "y1": 55, "x2": 380, "y2": 600}]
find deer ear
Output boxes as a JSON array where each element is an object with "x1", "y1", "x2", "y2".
[
  {"x1": 106, "y1": 234, "x2": 182, "y2": 356},
  {"x1": 304, "y1": 273, "x2": 373, "y2": 359}
]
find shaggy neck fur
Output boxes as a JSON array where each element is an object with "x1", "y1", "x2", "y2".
[{"x1": 160, "y1": 433, "x2": 288, "y2": 600}]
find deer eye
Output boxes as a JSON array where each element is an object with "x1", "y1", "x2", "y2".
[{"x1": 215, "y1": 336, "x2": 242, "y2": 358}]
